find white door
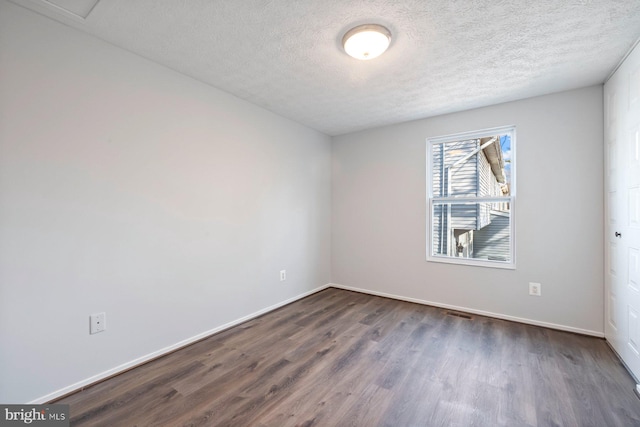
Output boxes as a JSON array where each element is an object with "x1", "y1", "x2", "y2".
[{"x1": 605, "y1": 42, "x2": 640, "y2": 381}]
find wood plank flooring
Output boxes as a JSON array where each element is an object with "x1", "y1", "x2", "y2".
[{"x1": 57, "y1": 288, "x2": 640, "y2": 426}]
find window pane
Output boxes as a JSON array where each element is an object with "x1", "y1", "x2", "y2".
[
  {"x1": 431, "y1": 202, "x2": 511, "y2": 262},
  {"x1": 431, "y1": 134, "x2": 512, "y2": 198}
]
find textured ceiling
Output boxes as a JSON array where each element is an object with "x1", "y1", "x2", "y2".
[{"x1": 13, "y1": 0, "x2": 640, "y2": 135}]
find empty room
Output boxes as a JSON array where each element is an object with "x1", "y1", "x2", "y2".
[{"x1": 2, "y1": 0, "x2": 640, "y2": 425}]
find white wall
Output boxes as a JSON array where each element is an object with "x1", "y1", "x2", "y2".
[
  {"x1": 0, "y1": 1, "x2": 331, "y2": 403},
  {"x1": 332, "y1": 86, "x2": 604, "y2": 335}
]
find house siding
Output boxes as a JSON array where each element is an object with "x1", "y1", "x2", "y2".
[
  {"x1": 477, "y1": 146, "x2": 503, "y2": 229},
  {"x1": 474, "y1": 211, "x2": 510, "y2": 261},
  {"x1": 432, "y1": 139, "x2": 480, "y2": 254}
]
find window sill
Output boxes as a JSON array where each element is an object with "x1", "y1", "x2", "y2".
[{"x1": 426, "y1": 255, "x2": 516, "y2": 270}]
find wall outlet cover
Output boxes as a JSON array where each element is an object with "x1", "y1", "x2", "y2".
[
  {"x1": 529, "y1": 282, "x2": 542, "y2": 297},
  {"x1": 90, "y1": 312, "x2": 106, "y2": 334}
]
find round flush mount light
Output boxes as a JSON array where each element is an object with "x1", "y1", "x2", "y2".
[{"x1": 342, "y1": 24, "x2": 391, "y2": 60}]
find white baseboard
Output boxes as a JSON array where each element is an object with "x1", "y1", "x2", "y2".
[
  {"x1": 30, "y1": 284, "x2": 332, "y2": 404},
  {"x1": 32, "y1": 282, "x2": 603, "y2": 403},
  {"x1": 329, "y1": 283, "x2": 605, "y2": 338}
]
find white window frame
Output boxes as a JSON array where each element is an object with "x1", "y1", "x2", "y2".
[{"x1": 426, "y1": 125, "x2": 516, "y2": 269}]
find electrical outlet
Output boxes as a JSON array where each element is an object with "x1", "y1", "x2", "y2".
[
  {"x1": 280, "y1": 270, "x2": 286, "y2": 281},
  {"x1": 90, "y1": 312, "x2": 106, "y2": 334},
  {"x1": 529, "y1": 282, "x2": 541, "y2": 297}
]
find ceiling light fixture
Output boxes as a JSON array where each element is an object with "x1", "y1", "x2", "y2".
[{"x1": 342, "y1": 24, "x2": 391, "y2": 60}]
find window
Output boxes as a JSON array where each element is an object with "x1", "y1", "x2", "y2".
[{"x1": 427, "y1": 125, "x2": 515, "y2": 269}]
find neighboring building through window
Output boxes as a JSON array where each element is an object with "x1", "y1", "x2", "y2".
[{"x1": 427, "y1": 126, "x2": 515, "y2": 268}]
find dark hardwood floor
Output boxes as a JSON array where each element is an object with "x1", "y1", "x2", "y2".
[{"x1": 57, "y1": 288, "x2": 640, "y2": 426}]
